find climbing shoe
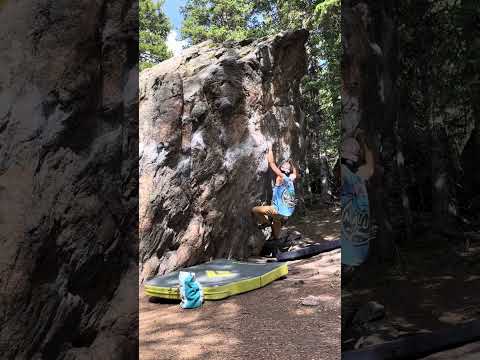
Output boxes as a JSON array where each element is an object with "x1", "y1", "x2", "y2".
[
  {"x1": 261, "y1": 238, "x2": 279, "y2": 257},
  {"x1": 257, "y1": 222, "x2": 272, "y2": 230}
]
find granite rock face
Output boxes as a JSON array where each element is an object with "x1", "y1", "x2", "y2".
[
  {"x1": 140, "y1": 30, "x2": 309, "y2": 280},
  {"x1": 0, "y1": 1, "x2": 138, "y2": 359}
]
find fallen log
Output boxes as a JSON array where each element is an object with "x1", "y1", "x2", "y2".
[
  {"x1": 420, "y1": 341, "x2": 480, "y2": 359},
  {"x1": 276, "y1": 240, "x2": 340, "y2": 261},
  {"x1": 342, "y1": 320, "x2": 480, "y2": 360}
]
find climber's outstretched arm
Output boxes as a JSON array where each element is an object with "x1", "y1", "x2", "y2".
[
  {"x1": 267, "y1": 145, "x2": 284, "y2": 178},
  {"x1": 356, "y1": 130, "x2": 375, "y2": 179},
  {"x1": 290, "y1": 160, "x2": 299, "y2": 180}
]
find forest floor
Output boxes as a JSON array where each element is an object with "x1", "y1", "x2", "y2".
[
  {"x1": 139, "y1": 205, "x2": 341, "y2": 360},
  {"x1": 342, "y1": 231, "x2": 480, "y2": 354}
]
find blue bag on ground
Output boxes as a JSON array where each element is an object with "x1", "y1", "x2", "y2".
[{"x1": 179, "y1": 271, "x2": 203, "y2": 309}]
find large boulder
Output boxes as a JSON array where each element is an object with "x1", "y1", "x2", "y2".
[
  {"x1": 0, "y1": 1, "x2": 138, "y2": 359},
  {"x1": 140, "y1": 30, "x2": 309, "y2": 280}
]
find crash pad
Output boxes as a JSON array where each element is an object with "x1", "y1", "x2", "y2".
[{"x1": 145, "y1": 259, "x2": 288, "y2": 300}]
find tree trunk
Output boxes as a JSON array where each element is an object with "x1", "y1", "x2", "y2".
[{"x1": 342, "y1": 0, "x2": 399, "y2": 263}]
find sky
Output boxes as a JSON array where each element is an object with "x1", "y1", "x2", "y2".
[
  {"x1": 158, "y1": 0, "x2": 188, "y2": 56},
  {"x1": 163, "y1": 0, "x2": 186, "y2": 31}
]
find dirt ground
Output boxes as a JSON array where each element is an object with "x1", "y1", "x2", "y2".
[
  {"x1": 140, "y1": 206, "x2": 341, "y2": 360},
  {"x1": 342, "y1": 235, "x2": 480, "y2": 353}
]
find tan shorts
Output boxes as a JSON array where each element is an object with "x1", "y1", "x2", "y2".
[{"x1": 252, "y1": 205, "x2": 286, "y2": 239}]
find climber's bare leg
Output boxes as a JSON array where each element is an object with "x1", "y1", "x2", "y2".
[{"x1": 271, "y1": 218, "x2": 282, "y2": 240}]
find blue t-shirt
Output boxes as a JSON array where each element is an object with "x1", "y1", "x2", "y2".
[
  {"x1": 272, "y1": 174, "x2": 296, "y2": 217},
  {"x1": 341, "y1": 165, "x2": 370, "y2": 266}
]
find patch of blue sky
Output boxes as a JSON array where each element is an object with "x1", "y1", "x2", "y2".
[{"x1": 156, "y1": 0, "x2": 186, "y2": 31}]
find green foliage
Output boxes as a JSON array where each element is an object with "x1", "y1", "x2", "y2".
[
  {"x1": 306, "y1": 0, "x2": 341, "y2": 162},
  {"x1": 180, "y1": 0, "x2": 262, "y2": 44},
  {"x1": 180, "y1": 0, "x2": 341, "y2": 162},
  {"x1": 140, "y1": 0, "x2": 172, "y2": 70},
  {"x1": 398, "y1": 0, "x2": 480, "y2": 151}
]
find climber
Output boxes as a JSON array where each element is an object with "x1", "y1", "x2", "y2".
[
  {"x1": 340, "y1": 128, "x2": 374, "y2": 270},
  {"x1": 251, "y1": 143, "x2": 298, "y2": 241}
]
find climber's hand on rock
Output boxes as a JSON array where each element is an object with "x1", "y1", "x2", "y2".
[{"x1": 267, "y1": 145, "x2": 274, "y2": 164}]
